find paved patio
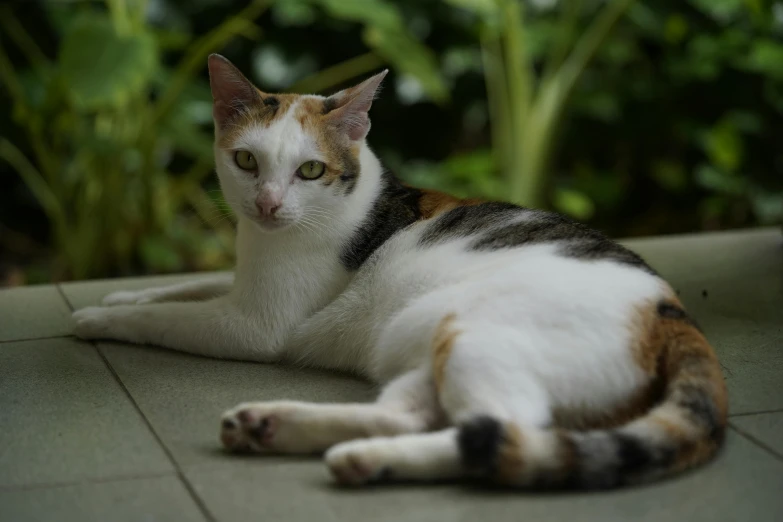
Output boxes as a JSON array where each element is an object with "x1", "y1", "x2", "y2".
[{"x1": 1, "y1": 227, "x2": 782, "y2": 522}]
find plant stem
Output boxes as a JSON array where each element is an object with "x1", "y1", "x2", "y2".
[
  {"x1": 499, "y1": 0, "x2": 533, "y2": 204},
  {"x1": 480, "y1": 29, "x2": 512, "y2": 191},
  {"x1": 151, "y1": 0, "x2": 271, "y2": 125},
  {"x1": 0, "y1": 6, "x2": 50, "y2": 73},
  {"x1": 288, "y1": 52, "x2": 385, "y2": 94}
]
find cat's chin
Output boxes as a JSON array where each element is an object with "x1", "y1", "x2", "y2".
[{"x1": 248, "y1": 216, "x2": 293, "y2": 233}]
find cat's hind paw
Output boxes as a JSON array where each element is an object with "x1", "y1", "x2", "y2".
[{"x1": 325, "y1": 440, "x2": 393, "y2": 486}]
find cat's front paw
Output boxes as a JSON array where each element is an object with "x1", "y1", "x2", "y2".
[
  {"x1": 72, "y1": 306, "x2": 113, "y2": 340},
  {"x1": 102, "y1": 290, "x2": 157, "y2": 306},
  {"x1": 220, "y1": 403, "x2": 282, "y2": 453}
]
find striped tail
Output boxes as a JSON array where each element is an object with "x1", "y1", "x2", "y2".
[{"x1": 458, "y1": 301, "x2": 728, "y2": 490}]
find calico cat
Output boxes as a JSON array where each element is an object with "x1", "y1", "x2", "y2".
[{"x1": 72, "y1": 54, "x2": 727, "y2": 489}]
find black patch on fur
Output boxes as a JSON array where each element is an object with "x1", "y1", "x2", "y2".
[
  {"x1": 657, "y1": 301, "x2": 702, "y2": 331},
  {"x1": 263, "y1": 96, "x2": 279, "y2": 107},
  {"x1": 339, "y1": 171, "x2": 422, "y2": 270},
  {"x1": 418, "y1": 202, "x2": 521, "y2": 246},
  {"x1": 613, "y1": 432, "x2": 677, "y2": 486},
  {"x1": 458, "y1": 416, "x2": 503, "y2": 474},
  {"x1": 615, "y1": 433, "x2": 653, "y2": 475},
  {"x1": 675, "y1": 384, "x2": 724, "y2": 443},
  {"x1": 322, "y1": 97, "x2": 338, "y2": 114},
  {"x1": 419, "y1": 203, "x2": 656, "y2": 275}
]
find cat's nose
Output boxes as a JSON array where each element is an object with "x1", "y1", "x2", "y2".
[{"x1": 256, "y1": 200, "x2": 281, "y2": 217}]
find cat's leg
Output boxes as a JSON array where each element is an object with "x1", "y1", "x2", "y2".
[
  {"x1": 325, "y1": 428, "x2": 461, "y2": 485},
  {"x1": 102, "y1": 273, "x2": 234, "y2": 306},
  {"x1": 72, "y1": 297, "x2": 274, "y2": 361},
  {"x1": 220, "y1": 367, "x2": 440, "y2": 454},
  {"x1": 325, "y1": 321, "x2": 553, "y2": 485}
]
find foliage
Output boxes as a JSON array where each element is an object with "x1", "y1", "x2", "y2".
[
  {"x1": 1, "y1": 0, "x2": 781, "y2": 284},
  {"x1": 0, "y1": 0, "x2": 446, "y2": 281}
]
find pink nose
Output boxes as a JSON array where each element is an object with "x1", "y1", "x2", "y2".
[{"x1": 256, "y1": 200, "x2": 281, "y2": 217}]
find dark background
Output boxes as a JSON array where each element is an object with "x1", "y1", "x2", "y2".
[{"x1": 1, "y1": 0, "x2": 781, "y2": 285}]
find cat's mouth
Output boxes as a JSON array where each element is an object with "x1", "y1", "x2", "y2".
[{"x1": 249, "y1": 212, "x2": 294, "y2": 232}]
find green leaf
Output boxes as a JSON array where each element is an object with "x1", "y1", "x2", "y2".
[
  {"x1": 572, "y1": 89, "x2": 621, "y2": 122},
  {"x1": 664, "y1": 14, "x2": 688, "y2": 44},
  {"x1": 443, "y1": 0, "x2": 498, "y2": 22},
  {"x1": 652, "y1": 161, "x2": 688, "y2": 192},
  {"x1": 751, "y1": 191, "x2": 783, "y2": 224},
  {"x1": 746, "y1": 40, "x2": 783, "y2": 80},
  {"x1": 272, "y1": 0, "x2": 316, "y2": 27},
  {"x1": 59, "y1": 14, "x2": 157, "y2": 110},
  {"x1": 688, "y1": 0, "x2": 746, "y2": 23},
  {"x1": 363, "y1": 26, "x2": 448, "y2": 103},
  {"x1": 308, "y1": 0, "x2": 448, "y2": 103},
  {"x1": 702, "y1": 118, "x2": 744, "y2": 172},
  {"x1": 695, "y1": 164, "x2": 747, "y2": 195},
  {"x1": 314, "y1": 0, "x2": 403, "y2": 32},
  {"x1": 140, "y1": 234, "x2": 182, "y2": 272},
  {"x1": 553, "y1": 188, "x2": 595, "y2": 220}
]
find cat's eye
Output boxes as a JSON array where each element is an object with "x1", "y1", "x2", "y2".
[
  {"x1": 234, "y1": 150, "x2": 257, "y2": 171},
  {"x1": 297, "y1": 160, "x2": 325, "y2": 180}
]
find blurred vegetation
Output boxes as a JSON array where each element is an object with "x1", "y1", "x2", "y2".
[{"x1": 1, "y1": 0, "x2": 781, "y2": 285}]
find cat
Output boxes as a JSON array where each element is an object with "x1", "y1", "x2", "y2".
[{"x1": 72, "y1": 54, "x2": 727, "y2": 489}]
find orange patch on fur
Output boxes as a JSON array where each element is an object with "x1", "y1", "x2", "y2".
[
  {"x1": 495, "y1": 423, "x2": 525, "y2": 483},
  {"x1": 294, "y1": 96, "x2": 361, "y2": 190},
  {"x1": 217, "y1": 92, "x2": 297, "y2": 148},
  {"x1": 417, "y1": 190, "x2": 483, "y2": 220},
  {"x1": 431, "y1": 313, "x2": 460, "y2": 392}
]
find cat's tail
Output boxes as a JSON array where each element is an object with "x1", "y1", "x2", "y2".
[{"x1": 457, "y1": 302, "x2": 728, "y2": 490}]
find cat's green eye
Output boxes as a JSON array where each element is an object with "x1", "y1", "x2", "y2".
[
  {"x1": 297, "y1": 160, "x2": 326, "y2": 180},
  {"x1": 234, "y1": 150, "x2": 257, "y2": 171}
]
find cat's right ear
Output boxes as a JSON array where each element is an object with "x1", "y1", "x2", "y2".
[{"x1": 208, "y1": 54, "x2": 261, "y2": 129}]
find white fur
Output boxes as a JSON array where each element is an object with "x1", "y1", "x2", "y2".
[{"x1": 73, "y1": 91, "x2": 671, "y2": 485}]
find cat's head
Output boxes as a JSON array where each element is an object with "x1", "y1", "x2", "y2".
[{"x1": 207, "y1": 54, "x2": 387, "y2": 232}]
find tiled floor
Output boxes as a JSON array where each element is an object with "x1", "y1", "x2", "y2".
[{"x1": 1, "y1": 227, "x2": 782, "y2": 522}]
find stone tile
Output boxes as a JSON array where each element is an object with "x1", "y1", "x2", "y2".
[
  {"x1": 187, "y1": 433, "x2": 783, "y2": 522},
  {"x1": 0, "y1": 338, "x2": 173, "y2": 487},
  {"x1": 716, "y1": 327, "x2": 783, "y2": 414},
  {"x1": 97, "y1": 341, "x2": 374, "y2": 468},
  {"x1": 0, "y1": 476, "x2": 206, "y2": 522},
  {"x1": 731, "y1": 412, "x2": 783, "y2": 458},
  {"x1": 0, "y1": 285, "x2": 73, "y2": 342},
  {"x1": 186, "y1": 460, "x2": 338, "y2": 522},
  {"x1": 621, "y1": 228, "x2": 783, "y2": 327},
  {"x1": 59, "y1": 272, "x2": 231, "y2": 310}
]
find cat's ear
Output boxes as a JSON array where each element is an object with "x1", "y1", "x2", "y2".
[
  {"x1": 207, "y1": 54, "x2": 261, "y2": 129},
  {"x1": 324, "y1": 69, "x2": 388, "y2": 141}
]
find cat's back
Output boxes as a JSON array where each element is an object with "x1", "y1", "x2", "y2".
[
  {"x1": 336, "y1": 175, "x2": 662, "y2": 332},
  {"x1": 342, "y1": 172, "x2": 656, "y2": 283}
]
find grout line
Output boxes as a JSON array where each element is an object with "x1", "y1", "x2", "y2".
[
  {"x1": 729, "y1": 409, "x2": 783, "y2": 418},
  {"x1": 728, "y1": 422, "x2": 783, "y2": 463},
  {"x1": 0, "y1": 334, "x2": 72, "y2": 344},
  {"x1": 55, "y1": 286, "x2": 217, "y2": 522},
  {"x1": 0, "y1": 471, "x2": 176, "y2": 493},
  {"x1": 55, "y1": 284, "x2": 72, "y2": 311},
  {"x1": 92, "y1": 344, "x2": 217, "y2": 522}
]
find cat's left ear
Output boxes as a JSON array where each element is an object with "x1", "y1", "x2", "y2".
[{"x1": 324, "y1": 69, "x2": 388, "y2": 141}]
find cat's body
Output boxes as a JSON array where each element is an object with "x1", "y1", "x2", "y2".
[{"x1": 73, "y1": 55, "x2": 727, "y2": 489}]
